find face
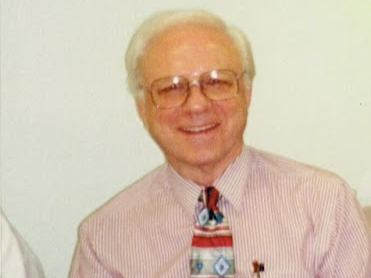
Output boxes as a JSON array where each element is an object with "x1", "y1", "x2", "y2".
[{"x1": 137, "y1": 23, "x2": 252, "y2": 177}]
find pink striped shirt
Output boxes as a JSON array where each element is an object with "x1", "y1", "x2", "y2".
[{"x1": 69, "y1": 146, "x2": 371, "y2": 278}]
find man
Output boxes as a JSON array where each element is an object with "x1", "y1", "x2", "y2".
[
  {"x1": 69, "y1": 10, "x2": 371, "y2": 277},
  {"x1": 0, "y1": 209, "x2": 45, "y2": 278}
]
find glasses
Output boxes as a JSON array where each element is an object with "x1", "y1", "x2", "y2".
[{"x1": 146, "y1": 69, "x2": 245, "y2": 109}]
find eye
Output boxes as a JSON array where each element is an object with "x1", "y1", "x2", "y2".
[
  {"x1": 157, "y1": 81, "x2": 187, "y2": 96},
  {"x1": 158, "y1": 84, "x2": 179, "y2": 94},
  {"x1": 204, "y1": 77, "x2": 232, "y2": 88}
]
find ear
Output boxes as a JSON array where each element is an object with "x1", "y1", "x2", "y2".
[
  {"x1": 136, "y1": 99, "x2": 149, "y2": 129},
  {"x1": 244, "y1": 84, "x2": 252, "y2": 108}
]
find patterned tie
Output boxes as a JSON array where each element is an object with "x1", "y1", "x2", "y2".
[{"x1": 190, "y1": 186, "x2": 235, "y2": 277}]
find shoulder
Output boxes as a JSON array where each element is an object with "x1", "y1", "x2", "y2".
[
  {"x1": 245, "y1": 146, "x2": 355, "y2": 212},
  {"x1": 247, "y1": 146, "x2": 346, "y2": 185},
  {"x1": 79, "y1": 164, "x2": 169, "y2": 231},
  {"x1": 364, "y1": 206, "x2": 371, "y2": 224},
  {"x1": 246, "y1": 147, "x2": 369, "y2": 237}
]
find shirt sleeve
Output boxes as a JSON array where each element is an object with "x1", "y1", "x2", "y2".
[
  {"x1": 317, "y1": 183, "x2": 371, "y2": 277},
  {"x1": 69, "y1": 223, "x2": 123, "y2": 278},
  {"x1": 0, "y1": 209, "x2": 45, "y2": 278}
]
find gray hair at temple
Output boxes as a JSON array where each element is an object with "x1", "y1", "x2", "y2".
[{"x1": 125, "y1": 10, "x2": 256, "y2": 100}]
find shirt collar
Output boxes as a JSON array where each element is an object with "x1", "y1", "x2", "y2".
[
  {"x1": 167, "y1": 146, "x2": 251, "y2": 218},
  {"x1": 214, "y1": 146, "x2": 251, "y2": 212},
  {"x1": 167, "y1": 166, "x2": 201, "y2": 219}
]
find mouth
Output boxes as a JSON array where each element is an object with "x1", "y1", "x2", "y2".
[{"x1": 181, "y1": 123, "x2": 218, "y2": 134}]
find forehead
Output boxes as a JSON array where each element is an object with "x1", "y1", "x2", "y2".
[{"x1": 140, "y1": 23, "x2": 243, "y2": 83}]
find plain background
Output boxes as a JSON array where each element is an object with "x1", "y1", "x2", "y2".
[{"x1": 1, "y1": 0, "x2": 371, "y2": 277}]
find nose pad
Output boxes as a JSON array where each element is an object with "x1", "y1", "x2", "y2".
[
  {"x1": 182, "y1": 82, "x2": 211, "y2": 112},
  {"x1": 189, "y1": 80, "x2": 200, "y2": 88},
  {"x1": 188, "y1": 81, "x2": 203, "y2": 95}
]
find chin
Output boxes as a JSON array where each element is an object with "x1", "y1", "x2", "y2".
[{"x1": 182, "y1": 149, "x2": 223, "y2": 166}]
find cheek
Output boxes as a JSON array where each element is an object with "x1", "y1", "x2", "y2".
[
  {"x1": 225, "y1": 98, "x2": 247, "y2": 116},
  {"x1": 225, "y1": 101, "x2": 248, "y2": 129},
  {"x1": 148, "y1": 110, "x2": 179, "y2": 134}
]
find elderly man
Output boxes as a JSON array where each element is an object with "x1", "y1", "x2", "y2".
[{"x1": 69, "y1": 10, "x2": 371, "y2": 278}]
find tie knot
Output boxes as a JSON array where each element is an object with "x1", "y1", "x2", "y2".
[
  {"x1": 206, "y1": 186, "x2": 219, "y2": 211},
  {"x1": 195, "y1": 186, "x2": 224, "y2": 226}
]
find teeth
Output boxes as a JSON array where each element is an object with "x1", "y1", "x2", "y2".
[{"x1": 184, "y1": 124, "x2": 215, "y2": 133}]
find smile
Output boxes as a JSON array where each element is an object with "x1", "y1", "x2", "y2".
[{"x1": 182, "y1": 124, "x2": 218, "y2": 133}]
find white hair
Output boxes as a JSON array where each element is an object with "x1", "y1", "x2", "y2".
[{"x1": 125, "y1": 10, "x2": 256, "y2": 99}]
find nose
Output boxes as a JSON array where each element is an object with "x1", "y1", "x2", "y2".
[{"x1": 182, "y1": 82, "x2": 211, "y2": 112}]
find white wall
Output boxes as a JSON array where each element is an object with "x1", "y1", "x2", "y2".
[{"x1": 1, "y1": 0, "x2": 370, "y2": 277}]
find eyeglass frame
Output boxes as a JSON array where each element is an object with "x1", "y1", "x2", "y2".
[{"x1": 142, "y1": 69, "x2": 246, "y2": 109}]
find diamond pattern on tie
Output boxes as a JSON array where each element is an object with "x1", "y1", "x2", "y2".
[
  {"x1": 197, "y1": 208, "x2": 209, "y2": 228},
  {"x1": 214, "y1": 255, "x2": 232, "y2": 276}
]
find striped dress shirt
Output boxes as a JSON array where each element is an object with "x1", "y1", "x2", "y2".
[{"x1": 69, "y1": 146, "x2": 371, "y2": 278}]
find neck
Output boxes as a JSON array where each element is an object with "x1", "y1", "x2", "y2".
[{"x1": 168, "y1": 145, "x2": 243, "y2": 186}]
